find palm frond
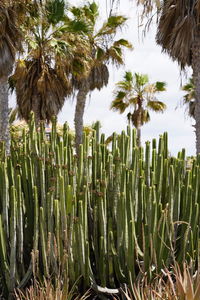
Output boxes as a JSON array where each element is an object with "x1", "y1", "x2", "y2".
[
  {"x1": 155, "y1": 81, "x2": 167, "y2": 92},
  {"x1": 106, "y1": 46, "x2": 123, "y2": 66},
  {"x1": 83, "y1": 2, "x2": 99, "y2": 25},
  {"x1": 67, "y1": 20, "x2": 91, "y2": 34},
  {"x1": 113, "y1": 39, "x2": 133, "y2": 49},
  {"x1": 135, "y1": 73, "x2": 149, "y2": 86},
  {"x1": 147, "y1": 100, "x2": 166, "y2": 112},
  {"x1": 156, "y1": 1, "x2": 196, "y2": 68},
  {"x1": 141, "y1": 109, "x2": 150, "y2": 124},
  {"x1": 97, "y1": 15, "x2": 127, "y2": 36},
  {"x1": 124, "y1": 71, "x2": 134, "y2": 82},
  {"x1": 46, "y1": 0, "x2": 66, "y2": 25},
  {"x1": 181, "y1": 77, "x2": 196, "y2": 118},
  {"x1": 115, "y1": 91, "x2": 127, "y2": 100},
  {"x1": 89, "y1": 64, "x2": 109, "y2": 91},
  {"x1": 13, "y1": 58, "x2": 71, "y2": 122},
  {"x1": 110, "y1": 98, "x2": 129, "y2": 113},
  {"x1": 136, "y1": 0, "x2": 160, "y2": 17},
  {"x1": 0, "y1": 3, "x2": 21, "y2": 77}
]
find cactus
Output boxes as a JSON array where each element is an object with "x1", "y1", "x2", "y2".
[{"x1": 0, "y1": 114, "x2": 200, "y2": 298}]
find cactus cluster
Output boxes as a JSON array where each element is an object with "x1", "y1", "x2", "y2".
[{"x1": 0, "y1": 114, "x2": 199, "y2": 298}]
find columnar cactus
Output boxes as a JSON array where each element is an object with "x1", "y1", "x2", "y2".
[{"x1": 0, "y1": 115, "x2": 199, "y2": 298}]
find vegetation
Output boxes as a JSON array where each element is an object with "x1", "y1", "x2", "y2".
[
  {"x1": 181, "y1": 77, "x2": 196, "y2": 119},
  {"x1": 9, "y1": 0, "x2": 90, "y2": 123},
  {"x1": 111, "y1": 71, "x2": 166, "y2": 146},
  {"x1": 0, "y1": 115, "x2": 199, "y2": 299},
  {"x1": 0, "y1": 1, "x2": 200, "y2": 300},
  {"x1": 133, "y1": 0, "x2": 200, "y2": 154},
  {"x1": 71, "y1": 2, "x2": 132, "y2": 152},
  {"x1": 0, "y1": 0, "x2": 23, "y2": 152}
]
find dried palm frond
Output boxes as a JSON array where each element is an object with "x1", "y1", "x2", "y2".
[
  {"x1": 156, "y1": 0, "x2": 199, "y2": 68},
  {"x1": 12, "y1": 58, "x2": 71, "y2": 122},
  {"x1": 0, "y1": 2, "x2": 21, "y2": 77},
  {"x1": 89, "y1": 64, "x2": 109, "y2": 90},
  {"x1": 136, "y1": 0, "x2": 160, "y2": 17}
]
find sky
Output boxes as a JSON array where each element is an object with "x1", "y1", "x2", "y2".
[{"x1": 10, "y1": 0, "x2": 195, "y2": 156}]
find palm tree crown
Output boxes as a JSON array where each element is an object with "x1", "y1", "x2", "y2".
[
  {"x1": 10, "y1": 0, "x2": 91, "y2": 122},
  {"x1": 111, "y1": 71, "x2": 167, "y2": 145}
]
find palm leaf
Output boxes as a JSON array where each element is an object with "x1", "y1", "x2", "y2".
[
  {"x1": 181, "y1": 77, "x2": 196, "y2": 118},
  {"x1": 156, "y1": 1, "x2": 196, "y2": 68},
  {"x1": 135, "y1": 73, "x2": 149, "y2": 86},
  {"x1": 147, "y1": 100, "x2": 166, "y2": 112},
  {"x1": 155, "y1": 81, "x2": 166, "y2": 92},
  {"x1": 83, "y1": 2, "x2": 99, "y2": 24},
  {"x1": 115, "y1": 91, "x2": 127, "y2": 100},
  {"x1": 141, "y1": 109, "x2": 150, "y2": 124},
  {"x1": 106, "y1": 46, "x2": 124, "y2": 66},
  {"x1": 88, "y1": 64, "x2": 109, "y2": 91},
  {"x1": 13, "y1": 58, "x2": 71, "y2": 122},
  {"x1": 111, "y1": 98, "x2": 129, "y2": 113},
  {"x1": 46, "y1": 0, "x2": 66, "y2": 25},
  {"x1": 0, "y1": 4, "x2": 21, "y2": 77},
  {"x1": 124, "y1": 71, "x2": 134, "y2": 82},
  {"x1": 97, "y1": 15, "x2": 127, "y2": 36}
]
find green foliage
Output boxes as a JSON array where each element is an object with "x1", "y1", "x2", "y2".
[
  {"x1": 46, "y1": 0, "x2": 66, "y2": 25},
  {"x1": 111, "y1": 71, "x2": 167, "y2": 143},
  {"x1": 181, "y1": 77, "x2": 196, "y2": 118},
  {"x1": 0, "y1": 115, "x2": 200, "y2": 299},
  {"x1": 155, "y1": 81, "x2": 167, "y2": 92}
]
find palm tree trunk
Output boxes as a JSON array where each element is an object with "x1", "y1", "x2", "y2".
[
  {"x1": 74, "y1": 85, "x2": 89, "y2": 154},
  {"x1": 136, "y1": 126, "x2": 141, "y2": 147},
  {"x1": 0, "y1": 76, "x2": 10, "y2": 153},
  {"x1": 192, "y1": 29, "x2": 200, "y2": 154},
  {"x1": 32, "y1": 94, "x2": 41, "y2": 125}
]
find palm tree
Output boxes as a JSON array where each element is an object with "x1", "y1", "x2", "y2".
[
  {"x1": 181, "y1": 78, "x2": 196, "y2": 119},
  {"x1": 0, "y1": 1, "x2": 22, "y2": 152},
  {"x1": 10, "y1": 0, "x2": 91, "y2": 124},
  {"x1": 110, "y1": 71, "x2": 167, "y2": 146},
  {"x1": 71, "y1": 2, "x2": 132, "y2": 152}
]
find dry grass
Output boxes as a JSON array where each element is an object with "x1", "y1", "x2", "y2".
[
  {"x1": 124, "y1": 263, "x2": 200, "y2": 300},
  {"x1": 14, "y1": 278, "x2": 91, "y2": 300}
]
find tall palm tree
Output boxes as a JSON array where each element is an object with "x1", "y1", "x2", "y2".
[
  {"x1": 0, "y1": 1, "x2": 22, "y2": 152},
  {"x1": 71, "y1": 2, "x2": 132, "y2": 152},
  {"x1": 110, "y1": 71, "x2": 167, "y2": 146},
  {"x1": 181, "y1": 78, "x2": 196, "y2": 119},
  {"x1": 10, "y1": 0, "x2": 91, "y2": 123}
]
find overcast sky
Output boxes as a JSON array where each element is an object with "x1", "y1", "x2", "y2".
[{"x1": 10, "y1": 0, "x2": 194, "y2": 156}]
